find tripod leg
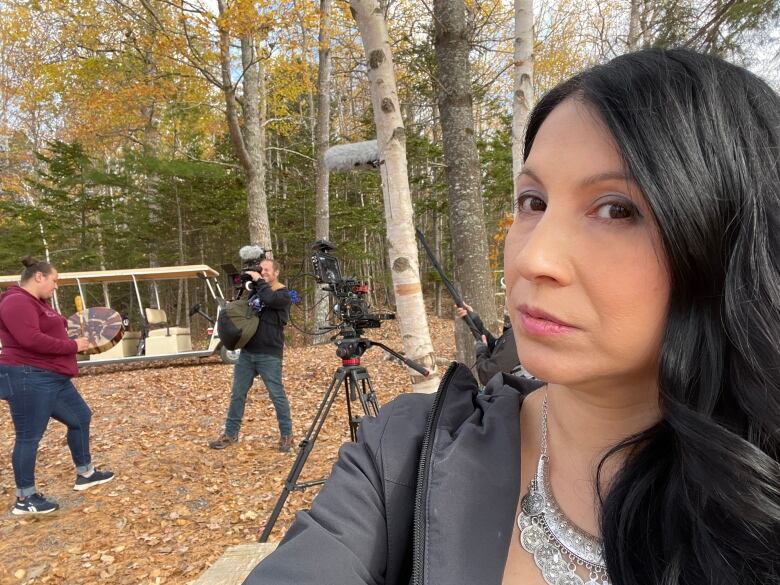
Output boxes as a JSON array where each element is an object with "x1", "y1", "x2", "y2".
[
  {"x1": 361, "y1": 374, "x2": 381, "y2": 418},
  {"x1": 259, "y1": 368, "x2": 348, "y2": 542},
  {"x1": 344, "y1": 368, "x2": 380, "y2": 442},
  {"x1": 351, "y1": 368, "x2": 380, "y2": 419},
  {"x1": 344, "y1": 374, "x2": 360, "y2": 442}
]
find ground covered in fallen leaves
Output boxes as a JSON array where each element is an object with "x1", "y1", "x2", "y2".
[{"x1": 0, "y1": 316, "x2": 457, "y2": 584}]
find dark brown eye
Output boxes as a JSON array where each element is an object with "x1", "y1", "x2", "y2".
[
  {"x1": 517, "y1": 194, "x2": 547, "y2": 213},
  {"x1": 595, "y1": 202, "x2": 635, "y2": 220}
]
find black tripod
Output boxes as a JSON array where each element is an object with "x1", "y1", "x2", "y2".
[{"x1": 259, "y1": 327, "x2": 429, "y2": 542}]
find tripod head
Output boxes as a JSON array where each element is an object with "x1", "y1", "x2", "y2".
[{"x1": 331, "y1": 326, "x2": 430, "y2": 377}]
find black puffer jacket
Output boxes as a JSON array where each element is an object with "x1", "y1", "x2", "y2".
[
  {"x1": 467, "y1": 313, "x2": 522, "y2": 386},
  {"x1": 475, "y1": 326, "x2": 521, "y2": 387},
  {"x1": 244, "y1": 363, "x2": 542, "y2": 585}
]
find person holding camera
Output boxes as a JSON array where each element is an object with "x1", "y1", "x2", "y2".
[
  {"x1": 0, "y1": 256, "x2": 114, "y2": 516},
  {"x1": 209, "y1": 258, "x2": 294, "y2": 452}
]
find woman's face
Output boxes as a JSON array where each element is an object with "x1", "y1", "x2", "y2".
[
  {"x1": 35, "y1": 270, "x2": 59, "y2": 300},
  {"x1": 504, "y1": 99, "x2": 670, "y2": 389}
]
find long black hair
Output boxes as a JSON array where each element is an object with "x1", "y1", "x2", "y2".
[{"x1": 524, "y1": 48, "x2": 779, "y2": 585}]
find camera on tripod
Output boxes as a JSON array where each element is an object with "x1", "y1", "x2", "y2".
[
  {"x1": 260, "y1": 241, "x2": 430, "y2": 543},
  {"x1": 309, "y1": 240, "x2": 394, "y2": 332}
]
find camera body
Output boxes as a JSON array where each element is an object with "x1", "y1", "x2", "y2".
[
  {"x1": 223, "y1": 245, "x2": 270, "y2": 298},
  {"x1": 239, "y1": 270, "x2": 259, "y2": 291},
  {"x1": 309, "y1": 240, "x2": 393, "y2": 332}
]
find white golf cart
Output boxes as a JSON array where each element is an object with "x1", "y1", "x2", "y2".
[{"x1": 0, "y1": 264, "x2": 240, "y2": 366}]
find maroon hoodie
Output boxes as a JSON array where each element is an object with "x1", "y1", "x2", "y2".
[{"x1": 0, "y1": 285, "x2": 78, "y2": 377}]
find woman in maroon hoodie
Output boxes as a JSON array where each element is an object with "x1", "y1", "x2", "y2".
[{"x1": 0, "y1": 256, "x2": 114, "y2": 515}]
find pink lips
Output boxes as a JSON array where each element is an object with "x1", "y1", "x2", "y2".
[{"x1": 517, "y1": 304, "x2": 577, "y2": 336}]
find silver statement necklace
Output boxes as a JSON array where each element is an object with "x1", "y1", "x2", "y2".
[{"x1": 518, "y1": 395, "x2": 610, "y2": 585}]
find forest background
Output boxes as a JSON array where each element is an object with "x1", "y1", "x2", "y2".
[
  {"x1": 0, "y1": 1, "x2": 780, "y2": 581},
  {"x1": 1, "y1": 0, "x2": 779, "y2": 365}
]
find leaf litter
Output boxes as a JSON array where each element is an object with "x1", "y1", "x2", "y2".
[{"x1": 0, "y1": 316, "x2": 457, "y2": 584}]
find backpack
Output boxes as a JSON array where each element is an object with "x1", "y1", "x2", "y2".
[{"x1": 216, "y1": 298, "x2": 260, "y2": 351}]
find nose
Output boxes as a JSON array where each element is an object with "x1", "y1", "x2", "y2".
[{"x1": 507, "y1": 211, "x2": 574, "y2": 287}]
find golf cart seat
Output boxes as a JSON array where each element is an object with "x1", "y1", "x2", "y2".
[{"x1": 144, "y1": 308, "x2": 192, "y2": 354}]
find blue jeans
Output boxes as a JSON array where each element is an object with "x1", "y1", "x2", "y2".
[
  {"x1": 0, "y1": 364, "x2": 93, "y2": 497},
  {"x1": 225, "y1": 351, "x2": 292, "y2": 438}
]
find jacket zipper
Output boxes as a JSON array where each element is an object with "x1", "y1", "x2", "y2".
[{"x1": 411, "y1": 361, "x2": 458, "y2": 585}]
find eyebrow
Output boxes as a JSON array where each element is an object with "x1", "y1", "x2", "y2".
[
  {"x1": 580, "y1": 171, "x2": 636, "y2": 188},
  {"x1": 517, "y1": 168, "x2": 636, "y2": 189},
  {"x1": 517, "y1": 168, "x2": 543, "y2": 185}
]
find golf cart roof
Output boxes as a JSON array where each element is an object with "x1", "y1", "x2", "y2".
[{"x1": 0, "y1": 265, "x2": 219, "y2": 287}]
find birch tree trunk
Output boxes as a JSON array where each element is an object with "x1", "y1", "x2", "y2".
[
  {"x1": 349, "y1": 0, "x2": 440, "y2": 392},
  {"x1": 314, "y1": 0, "x2": 333, "y2": 344},
  {"x1": 433, "y1": 0, "x2": 499, "y2": 366},
  {"x1": 512, "y1": 0, "x2": 534, "y2": 209}
]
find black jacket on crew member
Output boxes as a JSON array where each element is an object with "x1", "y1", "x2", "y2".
[
  {"x1": 243, "y1": 363, "x2": 543, "y2": 585},
  {"x1": 242, "y1": 280, "x2": 291, "y2": 358},
  {"x1": 469, "y1": 312, "x2": 521, "y2": 386}
]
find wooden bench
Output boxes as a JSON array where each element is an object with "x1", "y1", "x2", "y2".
[{"x1": 191, "y1": 542, "x2": 278, "y2": 585}]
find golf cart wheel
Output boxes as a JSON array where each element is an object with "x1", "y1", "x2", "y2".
[{"x1": 220, "y1": 346, "x2": 241, "y2": 365}]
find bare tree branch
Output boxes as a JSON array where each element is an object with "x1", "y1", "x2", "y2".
[{"x1": 264, "y1": 146, "x2": 315, "y2": 161}]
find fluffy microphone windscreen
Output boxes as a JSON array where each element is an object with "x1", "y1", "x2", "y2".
[
  {"x1": 324, "y1": 140, "x2": 379, "y2": 171},
  {"x1": 239, "y1": 245, "x2": 267, "y2": 262}
]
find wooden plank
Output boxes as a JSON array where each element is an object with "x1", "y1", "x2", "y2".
[{"x1": 191, "y1": 543, "x2": 278, "y2": 585}]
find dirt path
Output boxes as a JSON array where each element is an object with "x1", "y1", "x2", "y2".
[{"x1": 0, "y1": 317, "x2": 457, "y2": 584}]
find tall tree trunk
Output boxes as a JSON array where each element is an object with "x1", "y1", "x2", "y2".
[
  {"x1": 216, "y1": 0, "x2": 271, "y2": 249},
  {"x1": 513, "y1": 0, "x2": 534, "y2": 210},
  {"x1": 431, "y1": 104, "x2": 443, "y2": 319},
  {"x1": 298, "y1": 10, "x2": 316, "y2": 145},
  {"x1": 349, "y1": 0, "x2": 440, "y2": 392},
  {"x1": 139, "y1": 0, "x2": 161, "y2": 270},
  {"x1": 434, "y1": 210, "x2": 442, "y2": 317},
  {"x1": 434, "y1": 0, "x2": 499, "y2": 366},
  {"x1": 241, "y1": 39, "x2": 270, "y2": 249},
  {"x1": 640, "y1": 4, "x2": 655, "y2": 47},
  {"x1": 95, "y1": 214, "x2": 111, "y2": 307},
  {"x1": 175, "y1": 190, "x2": 187, "y2": 327},
  {"x1": 628, "y1": 0, "x2": 641, "y2": 50},
  {"x1": 314, "y1": 0, "x2": 333, "y2": 344}
]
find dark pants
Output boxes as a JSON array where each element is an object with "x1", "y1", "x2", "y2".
[
  {"x1": 224, "y1": 350, "x2": 292, "y2": 438},
  {"x1": 0, "y1": 364, "x2": 93, "y2": 497}
]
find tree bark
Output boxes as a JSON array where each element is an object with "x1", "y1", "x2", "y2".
[
  {"x1": 139, "y1": 0, "x2": 161, "y2": 270},
  {"x1": 434, "y1": 0, "x2": 499, "y2": 366},
  {"x1": 349, "y1": 0, "x2": 440, "y2": 392},
  {"x1": 434, "y1": 210, "x2": 442, "y2": 317},
  {"x1": 241, "y1": 39, "x2": 270, "y2": 250},
  {"x1": 314, "y1": 0, "x2": 333, "y2": 344},
  {"x1": 628, "y1": 0, "x2": 641, "y2": 50},
  {"x1": 95, "y1": 213, "x2": 111, "y2": 307},
  {"x1": 175, "y1": 190, "x2": 189, "y2": 327},
  {"x1": 513, "y1": 0, "x2": 534, "y2": 210},
  {"x1": 216, "y1": 0, "x2": 271, "y2": 250}
]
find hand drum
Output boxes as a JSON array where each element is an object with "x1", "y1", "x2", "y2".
[{"x1": 67, "y1": 307, "x2": 124, "y2": 355}]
